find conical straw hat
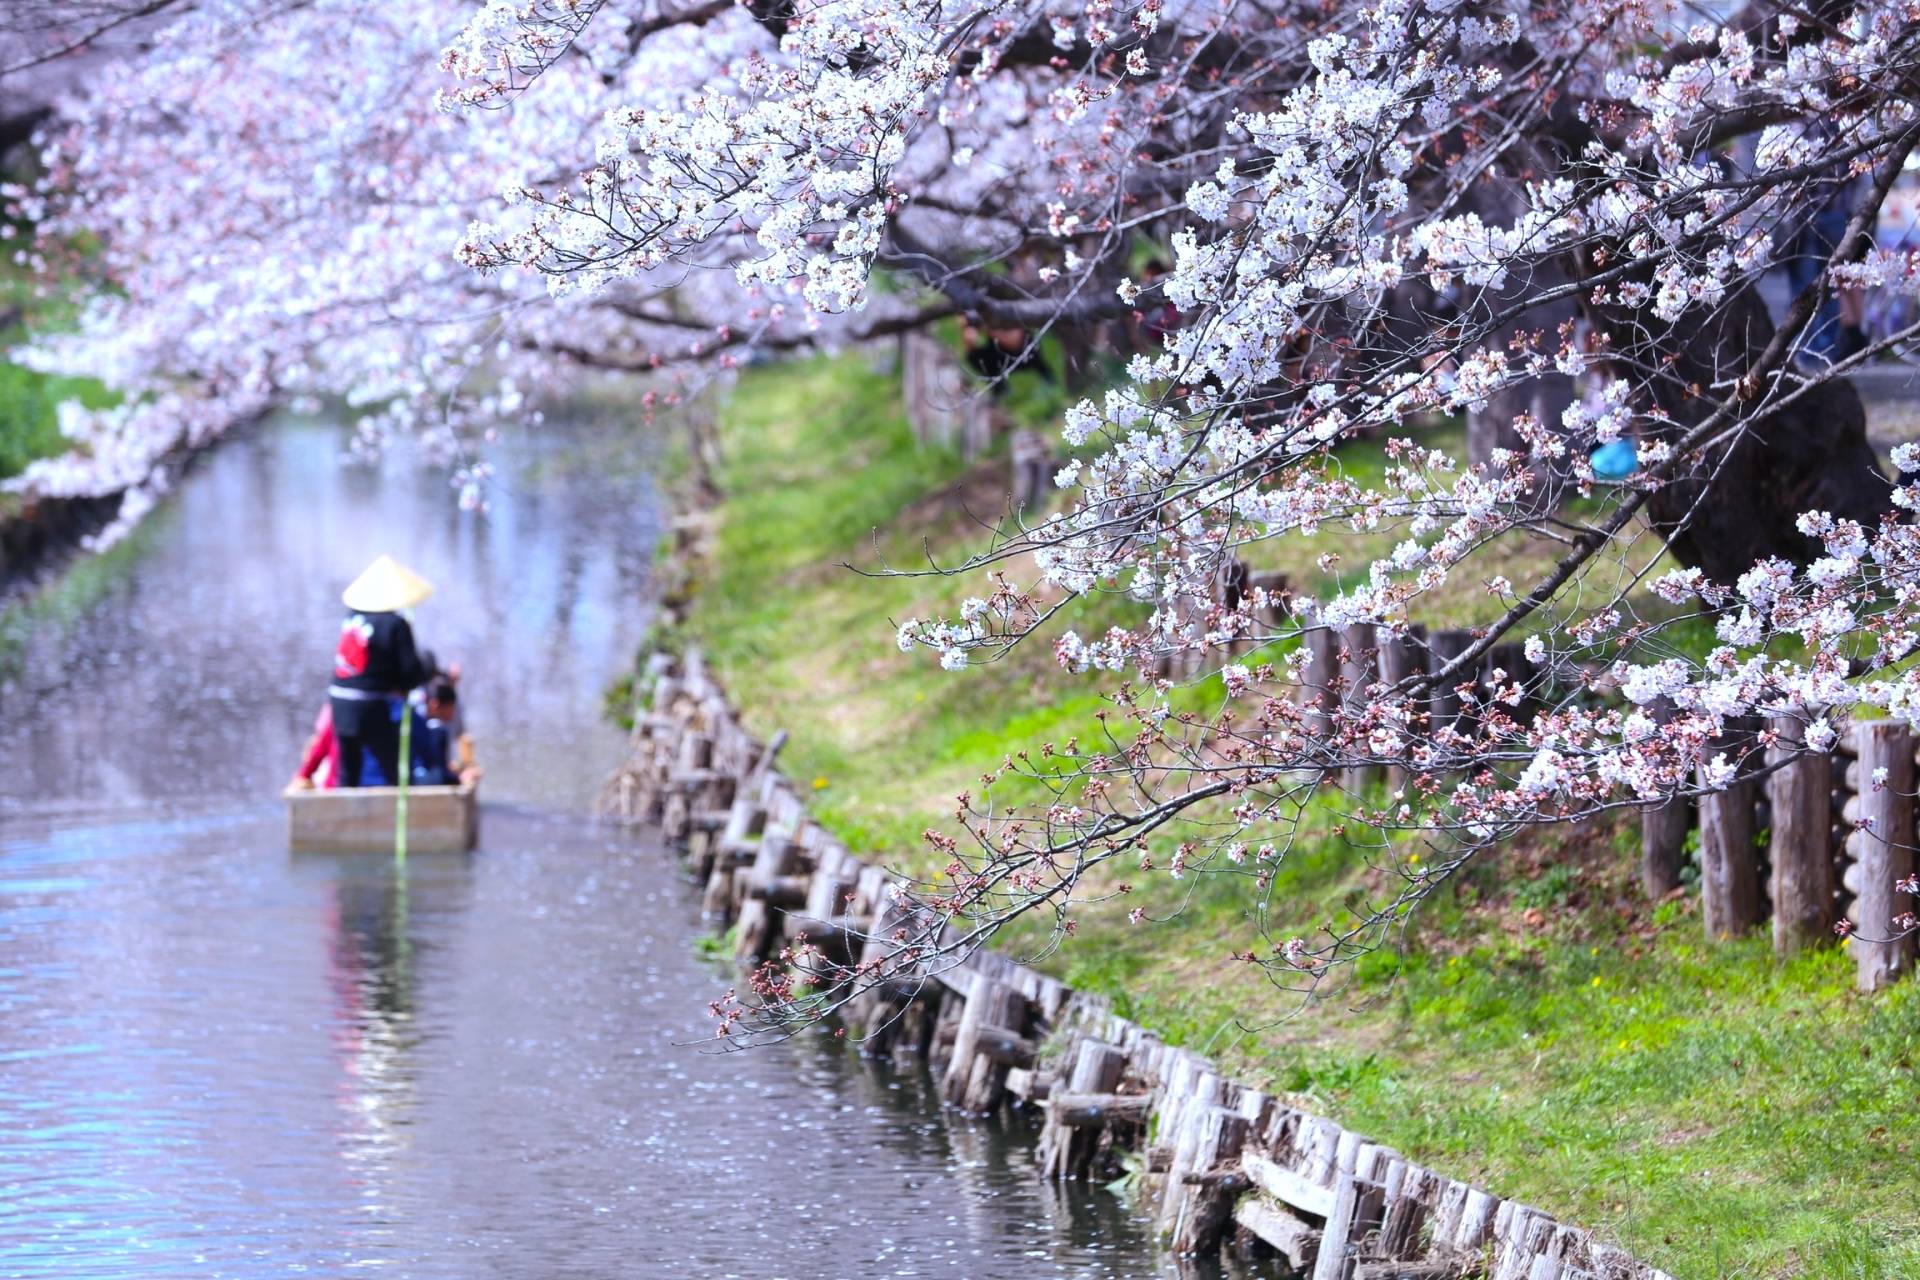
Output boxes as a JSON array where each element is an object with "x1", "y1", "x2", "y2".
[{"x1": 341, "y1": 554, "x2": 434, "y2": 613}]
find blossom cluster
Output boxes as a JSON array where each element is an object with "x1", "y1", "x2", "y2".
[{"x1": 10, "y1": 0, "x2": 919, "y2": 535}]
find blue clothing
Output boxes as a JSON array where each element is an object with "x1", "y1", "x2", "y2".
[
  {"x1": 350, "y1": 699, "x2": 456, "y2": 786},
  {"x1": 1590, "y1": 438, "x2": 1639, "y2": 481},
  {"x1": 411, "y1": 713, "x2": 456, "y2": 786},
  {"x1": 1785, "y1": 202, "x2": 1852, "y2": 362},
  {"x1": 356, "y1": 708, "x2": 397, "y2": 786}
]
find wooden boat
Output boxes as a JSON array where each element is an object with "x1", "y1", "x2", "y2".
[{"x1": 285, "y1": 781, "x2": 479, "y2": 853}]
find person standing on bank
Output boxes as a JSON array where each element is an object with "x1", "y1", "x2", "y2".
[{"x1": 329, "y1": 555, "x2": 433, "y2": 788}]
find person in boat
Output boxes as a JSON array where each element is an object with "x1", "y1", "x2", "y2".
[
  {"x1": 288, "y1": 702, "x2": 400, "y2": 790},
  {"x1": 409, "y1": 677, "x2": 477, "y2": 787},
  {"x1": 328, "y1": 555, "x2": 433, "y2": 788},
  {"x1": 295, "y1": 662, "x2": 466, "y2": 790},
  {"x1": 289, "y1": 703, "x2": 341, "y2": 790},
  {"x1": 410, "y1": 651, "x2": 464, "y2": 735}
]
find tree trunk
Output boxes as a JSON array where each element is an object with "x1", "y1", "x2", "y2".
[
  {"x1": 1458, "y1": 176, "x2": 1580, "y2": 510},
  {"x1": 1640, "y1": 699, "x2": 1689, "y2": 897},
  {"x1": 1604, "y1": 284, "x2": 1892, "y2": 582}
]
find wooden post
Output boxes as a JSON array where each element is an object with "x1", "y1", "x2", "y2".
[
  {"x1": 1246, "y1": 570, "x2": 1290, "y2": 637},
  {"x1": 1216, "y1": 557, "x2": 1250, "y2": 610},
  {"x1": 1151, "y1": 1062, "x2": 1220, "y2": 1228},
  {"x1": 941, "y1": 972, "x2": 1026, "y2": 1112},
  {"x1": 662, "y1": 729, "x2": 712, "y2": 842},
  {"x1": 1167, "y1": 1104, "x2": 1250, "y2": 1254},
  {"x1": 1641, "y1": 797, "x2": 1690, "y2": 900},
  {"x1": 1425, "y1": 629, "x2": 1472, "y2": 740},
  {"x1": 1483, "y1": 641, "x2": 1535, "y2": 726},
  {"x1": 1429, "y1": 1180, "x2": 1467, "y2": 1247},
  {"x1": 1310, "y1": 1134, "x2": 1362, "y2": 1280},
  {"x1": 1377, "y1": 1162, "x2": 1429, "y2": 1260},
  {"x1": 1010, "y1": 429, "x2": 1053, "y2": 514},
  {"x1": 1212, "y1": 558, "x2": 1252, "y2": 659},
  {"x1": 715, "y1": 777, "x2": 770, "y2": 860},
  {"x1": 732, "y1": 828, "x2": 798, "y2": 963},
  {"x1": 928, "y1": 981, "x2": 967, "y2": 1061},
  {"x1": 1454, "y1": 1186, "x2": 1499, "y2": 1252},
  {"x1": 700, "y1": 863, "x2": 734, "y2": 919},
  {"x1": 1376, "y1": 625, "x2": 1428, "y2": 793},
  {"x1": 846, "y1": 892, "x2": 910, "y2": 1044},
  {"x1": 790, "y1": 845, "x2": 861, "y2": 965},
  {"x1": 1040, "y1": 1038, "x2": 1128, "y2": 1179},
  {"x1": 888, "y1": 990, "x2": 939, "y2": 1066},
  {"x1": 1340, "y1": 623, "x2": 1379, "y2": 792},
  {"x1": 1846, "y1": 721, "x2": 1917, "y2": 991},
  {"x1": 1640, "y1": 699, "x2": 1688, "y2": 898},
  {"x1": 394, "y1": 703, "x2": 411, "y2": 867},
  {"x1": 1698, "y1": 732, "x2": 1763, "y2": 941},
  {"x1": 1769, "y1": 714, "x2": 1836, "y2": 957},
  {"x1": 1350, "y1": 1143, "x2": 1391, "y2": 1250},
  {"x1": 962, "y1": 395, "x2": 996, "y2": 461},
  {"x1": 903, "y1": 329, "x2": 969, "y2": 451},
  {"x1": 1156, "y1": 1070, "x2": 1220, "y2": 1230},
  {"x1": 1300, "y1": 627, "x2": 1341, "y2": 742}
]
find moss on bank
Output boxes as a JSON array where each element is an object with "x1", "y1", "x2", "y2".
[{"x1": 669, "y1": 353, "x2": 1920, "y2": 1279}]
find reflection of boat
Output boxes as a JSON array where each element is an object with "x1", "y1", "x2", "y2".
[{"x1": 285, "y1": 783, "x2": 478, "y2": 852}]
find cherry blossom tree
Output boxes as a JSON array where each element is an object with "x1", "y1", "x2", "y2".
[
  {"x1": 2, "y1": 0, "x2": 923, "y2": 539},
  {"x1": 445, "y1": 0, "x2": 1920, "y2": 1030},
  {"x1": 16, "y1": 0, "x2": 1920, "y2": 1025}
]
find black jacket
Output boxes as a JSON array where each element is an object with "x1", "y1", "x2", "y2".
[{"x1": 331, "y1": 610, "x2": 427, "y2": 694}]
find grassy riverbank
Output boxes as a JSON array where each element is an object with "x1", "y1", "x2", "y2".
[
  {"x1": 0, "y1": 253, "x2": 114, "y2": 483},
  {"x1": 665, "y1": 353, "x2": 1920, "y2": 1279}
]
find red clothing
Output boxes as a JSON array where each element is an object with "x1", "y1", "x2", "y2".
[{"x1": 296, "y1": 703, "x2": 342, "y2": 789}]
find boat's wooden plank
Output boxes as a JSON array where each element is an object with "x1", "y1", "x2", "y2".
[{"x1": 286, "y1": 784, "x2": 478, "y2": 852}]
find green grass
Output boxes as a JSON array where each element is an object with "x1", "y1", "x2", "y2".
[
  {"x1": 0, "y1": 359, "x2": 114, "y2": 479},
  {"x1": 680, "y1": 354, "x2": 1126, "y2": 853},
  {"x1": 665, "y1": 352, "x2": 1920, "y2": 1279},
  {"x1": 0, "y1": 240, "x2": 117, "y2": 481},
  {"x1": 1057, "y1": 822, "x2": 1920, "y2": 1278}
]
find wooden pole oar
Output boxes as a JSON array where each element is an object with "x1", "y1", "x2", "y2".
[{"x1": 395, "y1": 698, "x2": 411, "y2": 866}]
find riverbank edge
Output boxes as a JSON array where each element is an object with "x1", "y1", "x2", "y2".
[
  {"x1": 0, "y1": 424, "x2": 224, "y2": 598},
  {"x1": 0, "y1": 487, "x2": 125, "y2": 592},
  {"x1": 609, "y1": 644, "x2": 1672, "y2": 1280}
]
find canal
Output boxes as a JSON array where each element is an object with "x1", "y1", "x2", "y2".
[{"x1": 0, "y1": 414, "x2": 1200, "y2": 1278}]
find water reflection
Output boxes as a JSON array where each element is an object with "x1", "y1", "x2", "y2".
[{"x1": 0, "y1": 415, "x2": 1220, "y2": 1278}]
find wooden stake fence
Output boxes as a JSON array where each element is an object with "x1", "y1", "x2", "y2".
[
  {"x1": 600, "y1": 649, "x2": 1695, "y2": 1280},
  {"x1": 1844, "y1": 722, "x2": 1919, "y2": 990},
  {"x1": 1632, "y1": 715, "x2": 1920, "y2": 983}
]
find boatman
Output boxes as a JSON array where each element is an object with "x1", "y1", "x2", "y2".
[{"x1": 328, "y1": 554, "x2": 433, "y2": 788}]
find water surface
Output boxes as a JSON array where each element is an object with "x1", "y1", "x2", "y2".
[{"x1": 0, "y1": 416, "x2": 1196, "y2": 1278}]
